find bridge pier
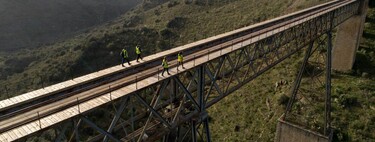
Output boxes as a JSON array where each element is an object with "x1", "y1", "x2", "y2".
[
  {"x1": 280, "y1": 28, "x2": 335, "y2": 141},
  {"x1": 275, "y1": 118, "x2": 331, "y2": 142},
  {"x1": 332, "y1": 0, "x2": 369, "y2": 72}
]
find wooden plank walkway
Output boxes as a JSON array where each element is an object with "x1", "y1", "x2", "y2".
[
  {"x1": 0, "y1": 0, "x2": 338, "y2": 113},
  {"x1": 0, "y1": 25, "x2": 242, "y2": 113},
  {"x1": 0, "y1": 21, "x2": 290, "y2": 141},
  {"x1": 0, "y1": 1, "x2": 338, "y2": 113}
]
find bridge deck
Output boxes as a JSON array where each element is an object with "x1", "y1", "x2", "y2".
[
  {"x1": 0, "y1": 0, "x2": 340, "y2": 112},
  {"x1": 0, "y1": 25, "x2": 273, "y2": 141},
  {"x1": 0, "y1": 40, "x2": 206, "y2": 112}
]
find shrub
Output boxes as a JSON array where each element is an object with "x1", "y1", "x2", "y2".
[
  {"x1": 154, "y1": 9, "x2": 161, "y2": 16},
  {"x1": 157, "y1": 40, "x2": 169, "y2": 50},
  {"x1": 334, "y1": 86, "x2": 345, "y2": 95},
  {"x1": 160, "y1": 28, "x2": 176, "y2": 39},
  {"x1": 184, "y1": 0, "x2": 193, "y2": 4},
  {"x1": 353, "y1": 48, "x2": 375, "y2": 76},
  {"x1": 332, "y1": 129, "x2": 350, "y2": 142},
  {"x1": 278, "y1": 94, "x2": 290, "y2": 106},
  {"x1": 167, "y1": 1, "x2": 180, "y2": 8},
  {"x1": 167, "y1": 17, "x2": 187, "y2": 29},
  {"x1": 123, "y1": 16, "x2": 141, "y2": 27},
  {"x1": 338, "y1": 94, "x2": 359, "y2": 109},
  {"x1": 142, "y1": 0, "x2": 166, "y2": 10},
  {"x1": 4, "y1": 57, "x2": 36, "y2": 75},
  {"x1": 370, "y1": 0, "x2": 375, "y2": 8},
  {"x1": 106, "y1": 42, "x2": 115, "y2": 49},
  {"x1": 59, "y1": 51, "x2": 66, "y2": 56},
  {"x1": 194, "y1": 0, "x2": 206, "y2": 6},
  {"x1": 294, "y1": 60, "x2": 322, "y2": 77},
  {"x1": 358, "y1": 83, "x2": 375, "y2": 91},
  {"x1": 73, "y1": 45, "x2": 82, "y2": 51}
]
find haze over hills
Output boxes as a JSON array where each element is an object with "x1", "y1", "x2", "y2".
[{"x1": 0, "y1": 0, "x2": 139, "y2": 51}]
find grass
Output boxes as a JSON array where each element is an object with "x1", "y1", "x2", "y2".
[{"x1": 208, "y1": 51, "x2": 301, "y2": 141}]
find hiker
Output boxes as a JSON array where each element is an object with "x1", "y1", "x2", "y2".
[
  {"x1": 120, "y1": 48, "x2": 131, "y2": 67},
  {"x1": 162, "y1": 56, "x2": 170, "y2": 76},
  {"x1": 177, "y1": 52, "x2": 184, "y2": 70},
  {"x1": 135, "y1": 45, "x2": 143, "y2": 62}
]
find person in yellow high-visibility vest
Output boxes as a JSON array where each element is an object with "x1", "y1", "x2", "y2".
[
  {"x1": 120, "y1": 48, "x2": 131, "y2": 67},
  {"x1": 135, "y1": 45, "x2": 142, "y2": 62},
  {"x1": 161, "y1": 56, "x2": 170, "y2": 76},
  {"x1": 177, "y1": 52, "x2": 184, "y2": 70}
]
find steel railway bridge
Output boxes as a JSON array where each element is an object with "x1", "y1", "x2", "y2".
[{"x1": 0, "y1": 0, "x2": 369, "y2": 141}]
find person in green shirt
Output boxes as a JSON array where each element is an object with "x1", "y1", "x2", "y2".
[
  {"x1": 162, "y1": 56, "x2": 170, "y2": 76},
  {"x1": 120, "y1": 48, "x2": 131, "y2": 67},
  {"x1": 135, "y1": 45, "x2": 142, "y2": 62},
  {"x1": 177, "y1": 52, "x2": 184, "y2": 70}
]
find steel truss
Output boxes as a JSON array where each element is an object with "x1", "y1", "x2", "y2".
[
  {"x1": 18, "y1": 1, "x2": 360, "y2": 141},
  {"x1": 283, "y1": 32, "x2": 335, "y2": 137}
]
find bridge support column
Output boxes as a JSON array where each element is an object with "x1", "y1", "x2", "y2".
[
  {"x1": 284, "y1": 42, "x2": 314, "y2": 118},
  {"x1": 69, "y1": 119, "x2": 81, "y2": 142},
  {"x1": 332, "y1": 0, "x2": 369, "y2": 72},
  {"x1": 191, "y1": 120, "x2": 197, "y2": 142},
  {"x1": 278, "y1": 30, "x2": 335, "y2": 141},
  {"x1": 103, "y1": 97, "x2": 129, "y2": 142},
  {"x1": 198, "y1": 65, "x2": 212, "y2": 142},
  {"x1": 325, "y1": 32, "x2": 332, "y2": 135},
  {"x1": 203, "y1": 118, "x2": 212, "y2": 142}
]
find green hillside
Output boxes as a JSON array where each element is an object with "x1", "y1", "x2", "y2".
[
  {"x1": 209, "y1": 3, "x2": 375, "y2": 141},
  {"x1": 0, "y1": 0, "x2": 374, "y2": 141}
]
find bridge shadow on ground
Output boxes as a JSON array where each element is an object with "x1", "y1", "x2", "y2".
[
  {"x1": 365, "y1": 17, "x2": 375, "y2": 24},
  {"x1": 353, "y1": 46, "x2": 375, "y2": 77},
  {"x1": 353, "y1": 6, "x2": 375, "y2": 78},
  {"x1": 362, "y1": 30, "x2": 375, "y2": 39},
  {"x1": 370, "y1": 0, "x2": 375, "y2": 8}
]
